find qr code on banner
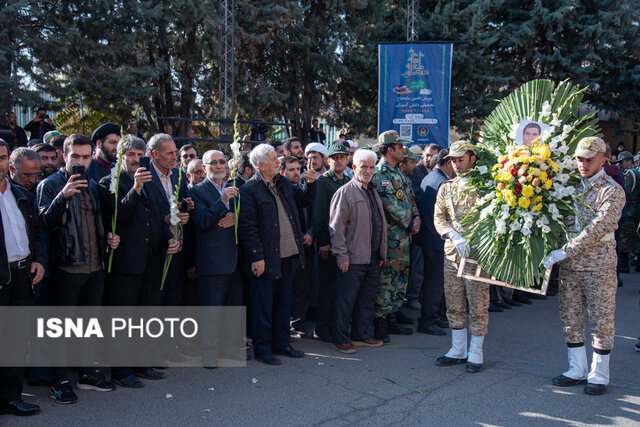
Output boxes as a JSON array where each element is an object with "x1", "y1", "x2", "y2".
[{"x1": 399, "y1": 125, "x2": 412, "y2": 140}]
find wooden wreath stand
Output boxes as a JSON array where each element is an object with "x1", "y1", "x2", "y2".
[{"x1": 457, "y1": 257, "x2": 552, "y2": 296}]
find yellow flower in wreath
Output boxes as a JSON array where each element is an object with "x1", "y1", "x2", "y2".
[
  {"x1": 503, "y1": 190, "x2": 517, "y2": 207},
  {"x1": 522, "y1": 185, "x2": 534, "y2": 198},
  {"x1": 539, "y1": 171, "x2": 548, "y2": 183},
  {"x1": 547, "y1": 159, "x2": 559, "y2": 173},
  {"x1": 532, "y1": 203, "x2": 543, "y2": 211},
  {"x1": 518, "y1": 197, "x2": 531, "y2": 209},
  {"x1": 543, "y1": 179, "x2": 553, "y2": 190}
]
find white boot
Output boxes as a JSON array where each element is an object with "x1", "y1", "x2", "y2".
[
  {"x1": 467, "y1": 335, "x2": 484, "y2": 365},
  {"x1": 563, "y1": 346, "x2": 588, "y2": 380},
  {"x1": 587, "y1": 352, "x2": 610, "y2": 385},
  {"x1": 445, "y1": 328, "x2": 468, "y2": 359}
]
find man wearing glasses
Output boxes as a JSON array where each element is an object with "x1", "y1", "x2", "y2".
[
  {"x1": 8, "y1": 148, "x2": 43, "y2": 195},
  {"x1": 179, "y1": 144, "x2": 199, "y2": 170}
]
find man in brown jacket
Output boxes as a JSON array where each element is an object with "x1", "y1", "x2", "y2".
[{"x1": 329, "y1": 149, "x2": 387, "y2": 354}]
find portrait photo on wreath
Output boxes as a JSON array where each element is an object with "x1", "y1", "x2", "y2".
[{"x1": 514, "y1": 120, "x2": 550, "y2": 147}]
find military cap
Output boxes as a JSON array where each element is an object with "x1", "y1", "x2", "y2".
[
  {"x1": 445, "y1": 140, "x2": 475, "y2": 159},
  {"x1": 378, "y1": 130, "x2": 410, "y2": 146},
  {"x1": 91, "y1": 122, "x2": 121, "y2": 144},
  {"x1": 403, "y1": 148, "x2": 421, "y2": 161},
  {"x1": 574, "y1": 136, "x2": 606, "y2": 159},
  {"x1": 613, "y1": 150, "x2": 633, "y2": 163},
  {"x1": 43, "y1": 130, "x2": 59, "y2": 145},
  {"x1": 327, "y1": 142, "x2": 348, "y2": 157}
]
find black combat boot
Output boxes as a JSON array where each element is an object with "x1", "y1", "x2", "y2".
[
  {"x1": 387, "y1": 313, "x2": 413, "y2": 335},
  {"x1": 374, "y1": 317, "x2": 390, "y2": 343}
]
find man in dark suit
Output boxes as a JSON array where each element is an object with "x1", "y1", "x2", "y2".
[
  {"x1": 189, "y1": 150, "x2": 243, "y2": 366},
  {"x1": 99, "y1": 135, "x2": 178, "y2": 387},
  {"x1": 416, "y1": 149, "x2": 453, "y2": 335},
  {"x1": 409, "y1": 143, "x2": 440, "y2": 195},
  {"x1": 1, "y1": 112, "x2": 28, "y2": 150},
  {"x1": 147, "y1": 133, "x2": 191, "y2": 307},
  {"x1": 23, "y1": 108, "x2": 55, "y2": 141},
  {"x1": 238, "y1": 144, "x2": 317, "y2": 365},
  {"x1": 0, "y1": 139, "x2": 45, "y2": 416}
]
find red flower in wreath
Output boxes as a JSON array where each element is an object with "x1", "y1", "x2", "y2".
[{"x1": 514, "y1": 182, "x2": 522, "y2": 196}]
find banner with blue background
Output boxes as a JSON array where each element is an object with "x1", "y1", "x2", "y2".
[{"x1": 378, "y1": 43, "x2": 453, "y2": 148}]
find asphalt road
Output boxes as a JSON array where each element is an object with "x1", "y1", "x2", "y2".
[{"x1": 7, "y1": 273, "x2": 640, "y2": 426}]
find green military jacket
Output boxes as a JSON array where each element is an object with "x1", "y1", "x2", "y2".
[
  {"x1": 371, "y1": 158, "x2": 419, "y2": 229},
  {"x1": 313, "y1": 169, "x2": 351, "y2": 247}
]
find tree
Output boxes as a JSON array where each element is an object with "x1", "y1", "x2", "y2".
[{"x1": 235, "y1": 0, "x2": 349, "y2": 142}]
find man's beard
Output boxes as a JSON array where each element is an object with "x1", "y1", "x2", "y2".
[{"x1": 103, "y1": 150, "x2": 117, "y2": 163}]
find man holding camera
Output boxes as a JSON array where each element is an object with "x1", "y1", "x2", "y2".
[
  {"x1": 37, "y1": 134, "x2": 120, "y2": 403},
  {"x1": 24, "y1": 108, "x2": 55, "y2": 141}
]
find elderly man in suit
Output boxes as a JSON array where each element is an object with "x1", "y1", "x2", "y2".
[
  {"x1": 189, "y1": 150, "x2": 243, "y2": 366},
  {"x1": 147, "y1": 133, "x2": 191, "y2": 307},
  {"x1": 238, "y1": 144, "x2": 317, "y2": 365},
  {"x1": 99, "y1": 134, "x2": 178, "y2": 387}
]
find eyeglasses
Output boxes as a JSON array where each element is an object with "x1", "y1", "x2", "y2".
[
  {"x1": 204, "y1": 159, "x2": 227, "y2": 166},
  {"x1": 18, "y1": 171, "x2": 44, "y2": 179},
  {"x1": 181, "y1": 154, "x2": 197, "y2": 159}
]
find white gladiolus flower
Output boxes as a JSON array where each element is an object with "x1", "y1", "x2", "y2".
[
  {"x1": 496, "y1": 220, "x2": 507, "y2": 235},
  {"x1": 540, "y1": 101, "x2": 552, "y2": 119},
  {"x1": 550, "y1": 114, "x2": 562, "y2": 128},
  {"x1": 230, "y1": 141, "x2": 241, "y2": 157},
  {"x1": 477, "y1": 165, "x2": 488, "y2": 175},
  {"x1": 109, "y1": 167, "x2": 118, "y2": 194},
  {"x1": 541, "y1": 127, "x2": 553, "y2": 141},
  {"x1": 510, "y1": 220, "x2": 522, "y2": 232},
  {"x1": 541, "y1": 224, "x2": 551, "y2": 234}
]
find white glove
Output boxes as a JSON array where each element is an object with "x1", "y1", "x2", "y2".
[
  {"x1": 542, "y1": 249, "x2": 567, "y2": 269},
  {"x1": 447, "y1": 231, "x2": 469, "y2": 257}
]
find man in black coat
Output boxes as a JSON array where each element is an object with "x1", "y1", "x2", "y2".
[
  {"x1": 0, "y1": 139, "x2": 45, "y2": 416},
  {"x1": 23, "y1": 108, "x2": 55, "y2": 141},
  {"x1": 238, "y1": 144, "x2": 317, "y2": 365},
  {"x1": 99, "y1": 135, "x2": 178, "y2": 386},
  {"x1": 0, "y1": 112, "x2": 29, "y2": 150}
]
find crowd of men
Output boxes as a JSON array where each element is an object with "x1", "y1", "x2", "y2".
[{"x1": 0, "y1": 111, "x2": 633, "y2": 417}]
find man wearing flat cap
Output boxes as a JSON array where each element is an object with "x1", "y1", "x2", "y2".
[
  {"x1": 434, "y1": 140, "x2": 489, "y2": 373},
  {"x1": 88, "y1": 122, "x2": 121, "y2": 182},
  {"x1": 543, "y1": 137, "x2": 625, "y2": 395},
  {"x1": 612, "y1": 151, "x2": 640, "y2": 273},
  {"x1": 370, "y1": 130, "x2": 420, "y2": 342}
]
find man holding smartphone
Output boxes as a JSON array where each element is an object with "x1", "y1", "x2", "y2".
[
  {"x1": 24, "y1": 108, "x2": 55, "y2": 141},
  {"x1": 37, "y1": 134, "x2": 120, "y2": 403},
  {"x1": 99, "y1": 135, "x2": 178, "y2": 386}
]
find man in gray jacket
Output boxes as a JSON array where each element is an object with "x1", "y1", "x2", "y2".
[{"x1": 329, "y1": 149, "x2": 387, "y2": 354}]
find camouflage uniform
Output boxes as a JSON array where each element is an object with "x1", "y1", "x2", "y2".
[
  {"x1": 617, "y1": 166, "x2": 640, "y2": 256},
  {"x1": 371, "y1": 157, "x2": 419, "y2": 316},
  {"x1": 433, "y1": 177, "x2": 489, "y2": 336},
  {"x1": 559, "y1": 169, "x2": 625, "y2": 350}
]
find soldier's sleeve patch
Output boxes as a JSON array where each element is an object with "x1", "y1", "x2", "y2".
[{"x1": 382, "y1": 180, "x2": 391, "y2": 187}]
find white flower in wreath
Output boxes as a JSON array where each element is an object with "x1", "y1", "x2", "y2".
[
  {"x1": 550, "y1": 114, "x2": 562, "y2": 128},
  {"x1": 496, "y1": 219, "x2": 507, "y2": 235},
  {"x1": 541, "y1": 127, "x2": 553, "y2": 142},
  {"x1": 548, "y1": 203, "x2": 560, "y2": 221},
  {"x1": 539, "y1": 101, "x2": 552, "y2": 120},
  {"x1": 541, "y1": 224, "x2": 551, "y2": 234},
  {"x1": 510, "y1": 220, "x2": 522, "y2": 232},
  {"x1": 508, "y1": 122, "x2": 520, "y2": 140},
  {"x1": 477, "y1": 165, "x2": 488, "y2": 175},
  {"x1": 558, "y1": 144, "x2": 570, "y2": 155}
]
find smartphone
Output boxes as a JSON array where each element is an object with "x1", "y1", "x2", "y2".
[
  {"x1": 71, "y1": 165, "x2": 86, "y2": 180},
  {"x1": 179, "y1": 200, "x2": 189, "y2": 213},
  {"x1": 139, "y1": 156, "x2": 150, "y2": 170}
]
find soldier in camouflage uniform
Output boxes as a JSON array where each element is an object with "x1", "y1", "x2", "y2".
[
  {"x1": 370, "y1": 130, "x2": 420, "y2": 342},
  {"x1": 612, "y1": 151, "x2": 640, "y2": 272},
  {"x1": 544, "y1": 137, "x2": 625, "y2": 396},
  {"x1": 433, "y1": 141, "x2": 489, "y2": 373}
]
